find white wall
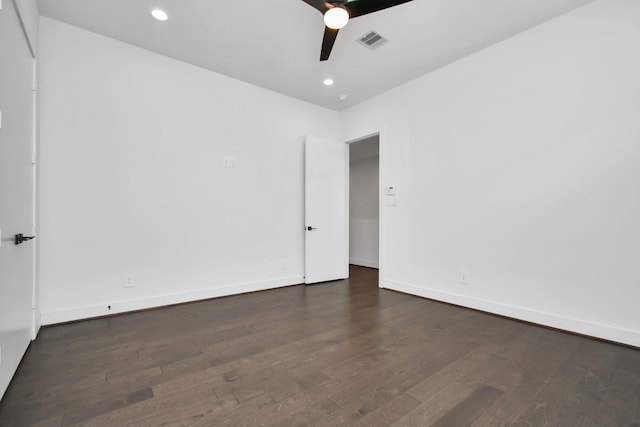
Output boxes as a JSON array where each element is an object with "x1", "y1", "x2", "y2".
[
  {"x1": 341, "y1": 0, "x2": 640, "y2": 347},
  {"x1": 38, "y1": 18, "x2": 340, "y2": 324},
  {"x1": 349, "y1": 138, "x2": 379, "y2": 268},
  {"x1": 0, "y1": 0, "x2": 37, "y2": 400},
  {"x1": 35, "y1": 0, "x2": 640, "y2": 347}
]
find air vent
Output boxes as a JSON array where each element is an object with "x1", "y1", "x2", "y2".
[{"x1": 357, "y1": 31, "x2": 388, "y2": 50}]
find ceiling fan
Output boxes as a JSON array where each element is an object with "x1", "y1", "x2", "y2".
[{"x1": 302, "y1": 0, "x2": 413, "y2": 61}]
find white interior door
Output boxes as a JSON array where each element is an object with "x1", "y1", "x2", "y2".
[
  {"x1": 0, "y1": 0, "x2": 37, "y2": 399},
  {"x1": 304, "y1": 135, "x2": 348, "y2": 284}
]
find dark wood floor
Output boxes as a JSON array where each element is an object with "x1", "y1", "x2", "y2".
[{"x1": 1, "y1": 266, "x2": 639, "y2": 426}]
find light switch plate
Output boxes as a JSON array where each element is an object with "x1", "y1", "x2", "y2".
[
  {"x1": 124, "y1": 273, "x2": 135, "y2": 288},
  {"x1": 223, "y1": 156, "x2": 237, "y2": 168}
]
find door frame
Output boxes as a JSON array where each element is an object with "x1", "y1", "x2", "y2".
[
  {"x1": 346, "y1": 130, "x2": 384, "y2": 287},
  {"x1": 31, "y1": 56, "x2": 39, "y2": 339}
]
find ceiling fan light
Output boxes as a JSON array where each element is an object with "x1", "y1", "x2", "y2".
[{"x1": 324, "y1": 7, "x2": 349, "y2": 30}]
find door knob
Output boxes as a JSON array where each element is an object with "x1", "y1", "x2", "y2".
[
  {"x1": 15, "y1": 234, "x2": 35, "y2": 245},
  {"x1": 306, "y1": 226, "x2": 317, "y2": 231}
]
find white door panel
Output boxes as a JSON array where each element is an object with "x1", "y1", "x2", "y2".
[
  {"x1": 0, "y1": 0, "x2": 37, "y2": 399},
  {"x1": 304, "y1": 135, "x2": 348, "y2": 284}
]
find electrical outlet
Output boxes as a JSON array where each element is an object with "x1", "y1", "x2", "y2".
[
  {"x1": 124, "y1": 273, "x2": 135, "y2": 288},
  {"x1": 459, "y1": 271, "x2": 469, "y2": 285},
  {"x1": 280, "y1": 259, "x2": 286, "y2": 270}
]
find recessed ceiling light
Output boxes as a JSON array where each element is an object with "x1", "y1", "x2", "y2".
[
  {"x1": 323, "y1": 78, "x2": 334, "y2": 86},
  {"x1": 151, "y1": 8, "x2": 169, "y2": 21}
]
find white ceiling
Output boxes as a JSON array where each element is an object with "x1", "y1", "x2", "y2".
[{"x1": 38, "y1": 0, "x2": 594, "y2": 111}]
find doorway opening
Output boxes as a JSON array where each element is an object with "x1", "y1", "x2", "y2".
[{"x1": 348, "y1": 135, "x2": 379, "y2": 270}]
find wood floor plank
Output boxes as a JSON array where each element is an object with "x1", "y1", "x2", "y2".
[
  {"x1": 407, "y1": 344, "x2": 507, "y2": 402},
  {"x1": 471, "y1": 373, "x2": 545, "y2": 427},
  {"x1": 392, "y1": 381, "x2": 476, "y2": 426},
  {"x1": 1, "y1": 266, "x2": 639, "y2": 426},
  {"x1": 430, "y1": 384, "x2": 503, "y2": 427},
  {"x1": 511, "y1": 335, "x2": 622, "y2": 426},
  {"x1": 353, "y1": 392, "x2": 422, "y2": 426}
]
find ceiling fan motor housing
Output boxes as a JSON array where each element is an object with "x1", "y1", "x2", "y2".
[{"x1": 302, "y1": 0, "x2": 414, "y2": 61}]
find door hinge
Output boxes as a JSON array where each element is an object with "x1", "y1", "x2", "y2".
[{"x1": 32, "y1": 151, "x2": 37, "y2": 164}]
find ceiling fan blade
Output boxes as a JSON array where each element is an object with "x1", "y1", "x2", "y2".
[
  {"x1": 302, "y1": 0, "x2": 330, "y2": 13},
  {"x1": 320, "y1": 27, "x2": 339, "y2": 61},
  {"x1": 345, "y1": 0, "x2": 413, "y2": 19}
]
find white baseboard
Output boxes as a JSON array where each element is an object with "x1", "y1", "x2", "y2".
[
  {"x1": 41, "y1": 275, "x2": 304, "y2": 325},
  {"x1": 32, "y1": 311, "x2": 42, "y2": 340},
  {"x1": 349, "y1": 258, "x2": 379, "y2": 269},
  {"x1": 383, "y1": 279, "x2": 640, "y2": 348}
]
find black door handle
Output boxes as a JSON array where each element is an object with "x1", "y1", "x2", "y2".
[
  {"x1": 306, "y1": 226, "x2": 317, "y2": 231},
  {"x1": 15, "y1": 234, "x2": 35, "y2": 245}
]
